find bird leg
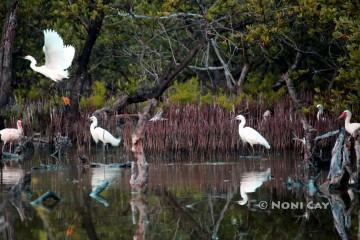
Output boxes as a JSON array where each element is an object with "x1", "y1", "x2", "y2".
[
  {"x1": 1, "y1": 143, "x2": 5, "y2": 153},
  {"x1": 102, "y1": 144, "x2": 106, "y2": 162},
  {"x1": 9, "y1": 142, "x2": 12, "y2": 153}
]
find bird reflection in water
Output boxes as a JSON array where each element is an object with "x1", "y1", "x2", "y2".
[{"x1": 236, "y1": 168, "x2": 272, "y2": 206}]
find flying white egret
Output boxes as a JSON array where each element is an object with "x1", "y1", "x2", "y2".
[
  {"x1": 236, "y1": 168, "x2": 271, "y2": 205},
  {"x1": 338, "y1": 110, "x2": 360, "y2": 137},
  {"x1": 0, "y1": 120, "x2": 24, "y2": 153},
  {"x1": 235, "y1": 115, "x2": 271, "y2": 152},
  {"x1": 90, "y1": 116, "x2": 121, "y2": 147},
  {"x1": 316, "y1": 104, "x2": 325, "y2": 121},
  {"x1": 24, "y1": 29, "x2": 75, "y2": 82}
]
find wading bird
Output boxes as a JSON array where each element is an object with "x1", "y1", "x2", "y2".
[
  {"x1": 236, "y1": 168, "x2": 271, "y2": 205},
  {"x1": 338, "y1": 110, "x2": 360, "y2": 137},
  {"x1": 0, "y1": 120, "x2": 24, "y2": 153},
  {"x1": 316, "y1": 104, "x2": 325, "y2": 121},
  {"x1": 235, "y1": 115, "x2": 271, "y2": 153},
  {"x1": 24, "y1": 29, "x2": 75, "y2": 82},
  {"x1": 90, "y1": 116, "x2": 121, "y2": 148}
]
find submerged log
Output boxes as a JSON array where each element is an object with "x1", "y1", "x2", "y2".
[{"x1": 130, "y1": 99, "x2": 157, "y2": 192}]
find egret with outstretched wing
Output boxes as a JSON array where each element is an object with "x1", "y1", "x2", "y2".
[{"x1": 24, "y1": 29, "x2": 75, "y2": 82}]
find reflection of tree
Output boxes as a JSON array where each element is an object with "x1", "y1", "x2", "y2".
[
  {"x1": 328, "y1": 192, "x2": 353, "y2": 240},
  {"x1": 211, "y1": 188, "x2": 235, "y2": 240},
  {"x1": 156, "y1": 189, "x2": 209, "y2": 239},
  {"x1": 130, "y1": 194, "x2": 148, "y2": 240}
]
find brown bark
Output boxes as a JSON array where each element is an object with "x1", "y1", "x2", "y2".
[
  {"x1": 0, "y1": 0, "x2": 20, "y2": 107},
  {"x1": 130, "y1": 99, "x2": 157, "y2": 192},
  {"x1": 69, "y1": 0, "x2": 110, "y2": 118}
]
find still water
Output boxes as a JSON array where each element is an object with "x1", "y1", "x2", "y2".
[{"x1": 0, "y1": 148, "x2": 357, "y2": 240}]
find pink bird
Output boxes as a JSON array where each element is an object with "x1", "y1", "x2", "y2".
[{"x1": 0, "y1": 120, "x2": 24, "y2": 153}]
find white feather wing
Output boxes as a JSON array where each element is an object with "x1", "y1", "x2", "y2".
[
  {"x1": 240, "y1": 127, "x2": 270, "y2": 148},
  {"x1": 43, "y1": 29, "x2": 75, "y2": 70},
  {"x1": 94, "y1": 127, "x2": 120, "y2": 146}
]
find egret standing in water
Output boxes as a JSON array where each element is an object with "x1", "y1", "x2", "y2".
[
  {"x1": 338, "y1": 110, "x2": 360, "y2": 137},
  {"x1": 24, "y1": 29, "x2": 75, "y2": 82},
  {"x1": 89, "y1": 116, "x2": 121, "y2": 150},
  {"x1": 235, "y1": 115, "x2": 270, "y2": 153}
]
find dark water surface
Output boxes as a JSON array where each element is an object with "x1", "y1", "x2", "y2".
[{"x1": 0, "y1": 148, "x2": 357, "y2": 240}]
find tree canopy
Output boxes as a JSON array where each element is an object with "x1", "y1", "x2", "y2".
[{"x1": 0, "y1": 0, "x2": 359, "y2": 114}]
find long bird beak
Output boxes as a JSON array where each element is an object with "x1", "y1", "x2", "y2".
[{"x1": 338, "y1": 112, "x2": 346, "y2": 119}]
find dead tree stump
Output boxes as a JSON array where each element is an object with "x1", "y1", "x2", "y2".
[
  {"x1": 327, "y1": 128, "x2": 351, "y2": 190},
  {"x1": 130, "y1": 99, "x2": 157, "y2": 192}
]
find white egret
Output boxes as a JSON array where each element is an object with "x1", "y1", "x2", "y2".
[
  {"x1": 316, "y1": 104, "x2": 325, "y2": 121},
  {"x1": 149, "y1": 109, "x2": 167, "y2": 122},
  {"x1": 90, "y1": 116, "x2": 121, "y2": 147},
  {"x1": 236, "y1": 168, "x2": 271, "y2": 205},
  {"x1": 24, "y1": 29, "x2": 75, "y2": 82},
  {"x1": 235, "y1": 115, "x2": 271, "y2": 151},
  {"x1": 262, "y1": 110, "x2": 272, "y2": 121},
  {"x1": 0, "y1": 120, "x2": 24, "y2": 152},
  {"x1": 338, "y1": 110, "x2": 360, "y2": 137}
]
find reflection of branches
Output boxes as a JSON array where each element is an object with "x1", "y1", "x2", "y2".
[
  {"x1": 156, "y1": 189, "x2": 209, "y2": 239},
  {"x1": 211, "y1": 189, "x2": 235, "y2": 240}
]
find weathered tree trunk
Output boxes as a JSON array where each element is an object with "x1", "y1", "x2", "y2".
[
  {"x1": 354, "y1": 130, "x2": 360, "y2": 185},
  {"x1": 69, "y1": 0, "x2": 110, "y2": 118},
  {"x1": 236, "y1": 63, "x2": 250, "y2": 94},
  {"x1": 130, "y1": 99, "x2": 157, "y2": 192},
  {"x1": 94, "y1": 42, "x2": 205, "y2": 115},
  {"x1": 327, "y1": 128, "x2": 351, "y2": 189},
  {"x1": 0, "y1": 0, "x2": 20, "y2": 107},
  {"x1": 282, "y1": 52, "x2": 317, "y2": 164}
]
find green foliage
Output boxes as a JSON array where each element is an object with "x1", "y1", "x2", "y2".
[
  {"x1": 80, "y1": 81, "x2": 106, "y2": 109},
  {"x1": 1, "y1": 0, "x2": 359, "y2": 118},
  {"x1": 168, "y1": 77, "x2": 199, "y2": 104}
]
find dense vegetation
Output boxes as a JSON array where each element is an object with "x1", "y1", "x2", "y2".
[{"x1": 0, "y1": 0, "x2": 359, "y2": 128}]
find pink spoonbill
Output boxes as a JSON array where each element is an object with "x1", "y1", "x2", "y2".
[{"x1": 0, "y1": 120, "x2": 24, "y2": 153}]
